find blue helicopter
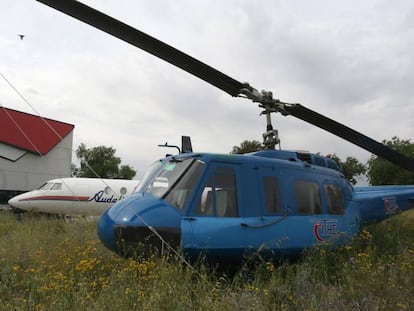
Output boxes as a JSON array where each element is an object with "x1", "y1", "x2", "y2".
[{"x1": 38, "y1": 0, "x2": 414, "y2": 265}]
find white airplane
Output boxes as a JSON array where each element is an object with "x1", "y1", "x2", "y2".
[{"x1": 8, "y1": 177, "x2": 140, "y2": 216}]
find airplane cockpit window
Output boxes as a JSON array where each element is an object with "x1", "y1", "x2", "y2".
[
  {"x1": 196, "y1": 167, "x2": 239, "y2": 217},
  {"x1": 38, "y1": 182, "x2": 53, "y2": 190},
  {"x1": 324, "y1": 184, "x2": 344, "y2": 215},
  {"x1": 263, "y1": 176, "x2": 281, "y2": 214},
  {"x1": 50, "y1": 183, "x2": 62, "y2": 190},
  {"x1": 294, "y1": 180, "x2": 322, "y2": 215}
]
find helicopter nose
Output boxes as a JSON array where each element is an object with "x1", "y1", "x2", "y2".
[
  {"x1": 97, "y1": 209, "x2": 118, "y2": 252},
  {"x1": 97, "y1": 194, "x2": 182, "y2": 257}
]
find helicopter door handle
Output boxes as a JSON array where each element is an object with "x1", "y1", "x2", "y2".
[
  {"x1": 183, "y1": 217, "x2": 197, "y2": 221},
  {"x1": 240, "y1": 209, "x2": 290, "y2": 228}
]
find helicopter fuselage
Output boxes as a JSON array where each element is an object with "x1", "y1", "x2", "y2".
[
  {"x1": 32, "y1": 0, "x2": 414, "y2": 266},
  {"x1": 96, "y1": 150, "x2": 414, "y2": 265}
]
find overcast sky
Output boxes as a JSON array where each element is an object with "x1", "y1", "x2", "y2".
[{"x1": 1, "y1": 0, "x2": 413, "y2": 179}]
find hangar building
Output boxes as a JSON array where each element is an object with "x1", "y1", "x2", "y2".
[{"x1": 0, "y1": 107, "x2": 74, "y2": 204}]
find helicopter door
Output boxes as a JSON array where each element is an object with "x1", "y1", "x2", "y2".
[
  {"x1": 181, "y1": 164, "x2": 245, "y2": 263},
  {"x1": 260, "y1": 175, "x2": 289, "y2": 255},
  {"x1": 288, "y1": 179, "x2": 349, "y2": 252},
  {"x1": 242, "y1": 171, "x2": 289, "y2": 259},
  {"x1": 287, "y1": 179, "x2": 329, "y2": 252}
]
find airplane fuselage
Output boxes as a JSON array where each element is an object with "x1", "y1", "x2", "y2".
[{"x1": 8, "y1": 177, "x2": 140, "y2": 216}]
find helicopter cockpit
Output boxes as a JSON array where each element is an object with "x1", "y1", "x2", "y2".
[{"x1": 134, "y1": 156, "x2": 205, "y2": 211}]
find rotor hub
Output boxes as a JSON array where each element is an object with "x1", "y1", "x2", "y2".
[{"x1": 239, "y1": 84, "x2": 289, "y2": 149}]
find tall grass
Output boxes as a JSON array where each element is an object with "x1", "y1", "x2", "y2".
[{"x1": 0, "y1": 210, "x2": 413, "y2": 310}]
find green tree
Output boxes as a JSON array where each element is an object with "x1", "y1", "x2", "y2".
[
  {"x1": 118, "y1": 165, "x2": 137, "y2": 180},
  {"x1": 367, "y1": 137, "x2": 414, "y2": 185},
  {"x1": 231, "y1": 140, "x2": 264, "y2": 154},
  {"x1": 329, "y1": 154, "x2": 367, "y2": 185},
  {"x1": 73, "y1": 143, "x2": 136, "y2": 179}
]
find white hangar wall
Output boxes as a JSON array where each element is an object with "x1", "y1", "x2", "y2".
[{"x1": 0, "y1": 132, "x2": 73, "y2": 202}]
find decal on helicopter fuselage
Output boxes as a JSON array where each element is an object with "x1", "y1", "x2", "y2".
[
  {"x1": 311, "y1": 219, "x2": 338, "y2": 242},
  {"x1": 383, "y1": 197, "x2": 399, "y2": 214}
]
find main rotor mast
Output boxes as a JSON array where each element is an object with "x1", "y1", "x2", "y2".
[{"x1": 239, "y1": 84, "x2": 293, "y2": 150}]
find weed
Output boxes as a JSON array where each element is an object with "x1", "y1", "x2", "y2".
[{"x1": 0, "y1": 210, "x2": 412, "y2": 310}]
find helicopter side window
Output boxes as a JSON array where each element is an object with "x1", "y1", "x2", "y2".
[
  {"x1": 197, "y1": 183, "x2": 214, "y2": 216},
  {"x1": 196, "y1": 167, "x2": 239, "y2": 217},
  {"x1": 294, "y1": 180, "x2": 322, "y2": 215},
  {"x1": 324, "y1": 183, "x2": 344, "y2": 215},
  {"x1": 263, "y1": 176, "x2": 281, "y2": 214}
]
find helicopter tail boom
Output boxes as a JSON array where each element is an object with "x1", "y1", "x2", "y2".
[{"x1": 355, "y1": 185, "x2": 414, "y2": 224}]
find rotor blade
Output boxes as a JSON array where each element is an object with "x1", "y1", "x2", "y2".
[
  {"x1": 36, "y1": 0, "x2": 247, "y2": 96},
  {"x1": 283, "y1": 103, "x2": 414, "y2": 171},
  {"x1": 36, "y1": 1, "x2": 414, "y2": 171}
]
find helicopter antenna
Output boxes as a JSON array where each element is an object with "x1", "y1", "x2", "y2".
[
  {"x1": 158, "y1": 142, "x2": 181, "y2": 154},
  {"x1": 157, "y1": 136, "x2": 193, "y2": 154}
]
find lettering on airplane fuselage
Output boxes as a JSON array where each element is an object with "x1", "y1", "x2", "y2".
[
  {"x1": 89, "y1": 190, "x2": 123, "y2": 203},
  {"x1": 383, "y1": 197, "x2": 399, "y2": 215},
  {"x1": 311, "y1": 219, "x2": 338, "y2": 242}
]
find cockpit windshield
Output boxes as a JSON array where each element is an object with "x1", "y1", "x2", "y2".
[
  {"x1": 38, "y1": 182, "x2": 62, "y2": 191},
  {"x1": 38, "y1": 183, "x2": 51, "y2": 190},
  {"x1": 135, "y1": 157, "x2": 205, "y2": 210}
]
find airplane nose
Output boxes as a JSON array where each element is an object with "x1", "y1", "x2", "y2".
[
  {"x1": 7, "y1": 196, "x2": 16, "y2": 207},
  {"x1": 7, "y1": 195, "x2": 25, "y2": 212}
]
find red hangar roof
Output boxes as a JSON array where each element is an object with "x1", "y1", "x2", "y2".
[{"x1": 0, "y1": 107, "x2": 74, "y2": 155}]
